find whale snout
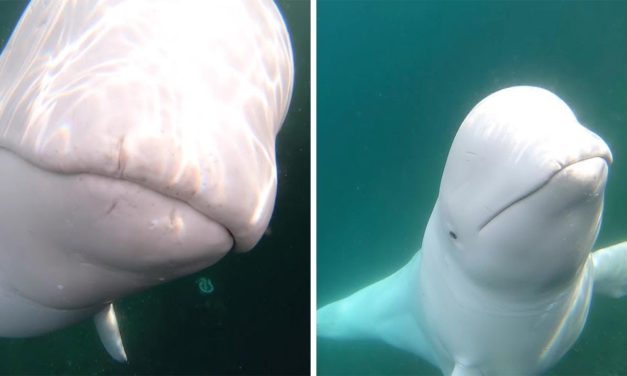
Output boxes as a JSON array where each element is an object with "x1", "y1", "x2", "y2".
[
  {"x1": 588, "y1": 130, "x2": 613, "y2": 165},
  {"x1": 552, "y1": 157, "x2": 609, "y2": 201},
  {"x1": 548, "y1": 130, "x2": 611, "y2": 200}
]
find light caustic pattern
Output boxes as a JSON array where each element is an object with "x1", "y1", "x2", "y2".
[{"x1": 0, "y1": 0, "x2": 294, "y2": 251}]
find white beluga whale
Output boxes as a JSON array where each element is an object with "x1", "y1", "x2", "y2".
[
  {"x1": 317, "y1": 86, "x2": 627, "y2": 375},
  {"x1": 0, "y1": 0, "x2": 293, "y2": 362}
]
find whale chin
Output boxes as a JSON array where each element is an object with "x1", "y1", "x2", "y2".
[{"x1": 0, "y1": 147, "x2": 233, "y2": 313}]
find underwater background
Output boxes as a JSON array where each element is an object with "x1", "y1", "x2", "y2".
[
  {"x1": 0, "y1": 0, "x2": 310, "y2": 374},
  {"x1": 318, "y1": 1, "x2": 627, "y2": 375}
]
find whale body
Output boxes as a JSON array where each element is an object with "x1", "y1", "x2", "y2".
[
  {"x1": 318, "y1": 86, "x2": 627, "y2": 375},
  {"x1": 0, "y1": 0, "x2": 293, "y2": 361}
]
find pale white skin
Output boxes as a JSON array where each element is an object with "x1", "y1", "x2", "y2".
[
  {"x1": 317, "y1": 86, "x2": 627, "y2": 375},
  {"x1": 0, "y1": 0, "x2": 293, "y2": 361}
]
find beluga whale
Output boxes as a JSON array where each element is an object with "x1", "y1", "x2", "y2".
[
  {"x1": 0, "y1": 0, "x2": 293, "y2": 362},
  {"x1": 317, "y1": 86, "x2": 627, "y2": 375}
]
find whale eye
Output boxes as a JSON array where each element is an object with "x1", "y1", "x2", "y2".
[{"x1": 449, "y1": 231, "x2": 457, "y2": 240}]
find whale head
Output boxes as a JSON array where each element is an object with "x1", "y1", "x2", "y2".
[
  {"x1": 0, "y1": 0, "x2": 293, "y2": 335},
  {"x1": 434, "y1": 86, "x2": 611, "y2": 295}
]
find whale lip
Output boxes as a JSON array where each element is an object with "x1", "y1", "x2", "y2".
[
  {"x1": 100, "y1": 172, "x2": 240, "y2": 253},
  {"x1": 478, "y1": 151, "x2": 611, "y2": 231}
]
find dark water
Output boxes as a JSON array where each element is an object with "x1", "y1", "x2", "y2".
[
  {"x1": 0, "y1": 1, "x2": 310, "y2": 375},
  {"x1": 318, "y1": 1, "x2": 627, "y2": 375}
]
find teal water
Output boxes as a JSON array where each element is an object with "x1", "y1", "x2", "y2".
[
  {"x1": 318, "y1": 1, "x2": 627, "y2": 375},
  {"x1": 0, "y1": 1, "x2": 310, "y2": 374}
]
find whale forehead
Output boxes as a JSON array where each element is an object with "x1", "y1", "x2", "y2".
[
  {"x1": 439, "y1": 86, "x2": 611, "y2": 233},
  {"x1": 0, "y1": 0, "x2": 294, "y2": 251}
]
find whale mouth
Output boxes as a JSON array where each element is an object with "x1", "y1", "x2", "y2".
[{"x1": 478, "y1": 153, "x2": 612, "y2": 231}]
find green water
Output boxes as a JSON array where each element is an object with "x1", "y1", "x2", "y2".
[
  {"x1": 318, "y1": 1, "x2": 627, "y2": 375},
  {"x1": 0, "y1": 1, "x2": 310, "y2": 374}
]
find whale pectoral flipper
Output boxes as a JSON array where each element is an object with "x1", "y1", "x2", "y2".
[
  {"x1": 317, "y1": 252, "x2": 437, "y2": 366},
  {"x1": 94, "y1": 303, "x2": 127, "y2": 363},
  {"x1": 592, "y1": 241, "x2": 627, "y2": 298}
]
